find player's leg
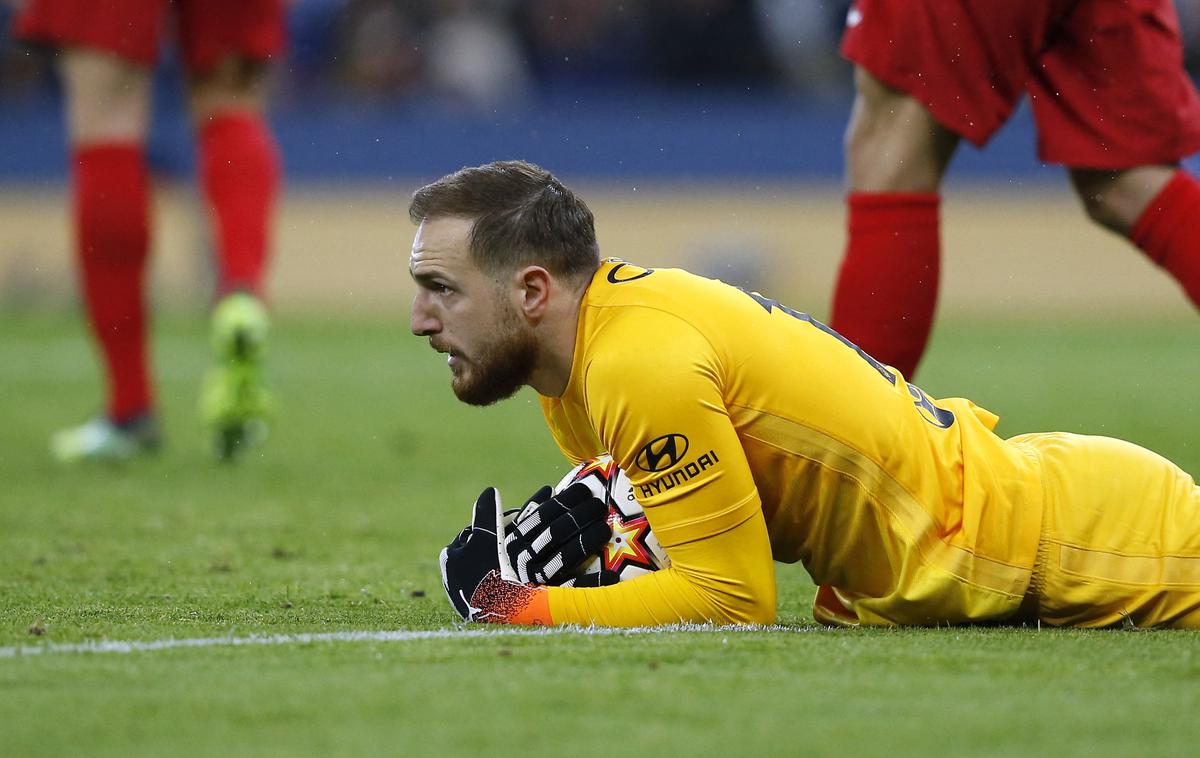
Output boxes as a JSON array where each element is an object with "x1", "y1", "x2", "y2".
[
  {"x1": 843, "y1": 68, "x2": 960, "y2": 194},
  {"x1": 1069, "y1": 165, "x2": 1200, "y2": 309},
  {"x1": 830, "y1": 66, "x2": 959, "y2": 379},
  {"x1": 181, "y1": 1, "x2": 285, "y2": 459},
  {"x1": 15, "y1": 0, "x2": 167, "y2": 460},
  {"x1": 51, "y1": 48, "x2": 161, "y2": 461},
  {"x1": 1012, "y1": 432, "x2": 1200, "y2": 629},
  {"x1": 1032, "y1": 0, "x2": 1200, "y2": 311},
  {"x1": 189, "y1": 55, "x2": 280, "y2": 300},
  {"x1": 832, "y1": 0, "x2": 1044, "y2": 380},
  {"x1": 190, "y1": 60, "x2": 280, "y2": 460}
]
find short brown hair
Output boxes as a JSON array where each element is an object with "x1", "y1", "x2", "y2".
[{"x1": 409, "y1": 160, "x2": 600, "y2": 282}]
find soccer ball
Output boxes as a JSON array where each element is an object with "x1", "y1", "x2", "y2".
[{"x1": 552, "y1": 455, "x2": 671, "y2": 583}]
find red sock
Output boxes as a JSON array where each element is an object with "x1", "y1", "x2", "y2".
[
  {"x1": 829, "y1": 192, "x2": 941, "y2": 379},
  {"x1": 198, "y1": 112, "x2": 280, "y2": 297},
  {"x1": 1130, "y1": 170, "x2": 1200, "y2": 309},
  {"x1": 73, "y1": 143, "x2": 153, "y2": 423}
]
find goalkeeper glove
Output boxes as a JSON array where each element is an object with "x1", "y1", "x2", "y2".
[
  {"x1": 559, "y1": 567, "x2": 622, "y2": 588},
  {"x1": 439, "y1": 487, "x2": 545, "y2": 623},
  {"x1": 503, "y1": 482, "x2": 611, "y2": 585},
  {"x1": 439, "y1": 484, "x2": 612, "y2": 623}
]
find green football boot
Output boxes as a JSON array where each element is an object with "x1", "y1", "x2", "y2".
[
  {"x1": 50, "y1": 414, "x2": 161, "y2": 463},
  {"x1": 201, "y1": 292, "x2": 275, "y2": 461}
]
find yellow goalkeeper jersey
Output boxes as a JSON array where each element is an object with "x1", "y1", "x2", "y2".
[{"x1": 537, "y1": 259, "x2": 1043, "y2": 627}]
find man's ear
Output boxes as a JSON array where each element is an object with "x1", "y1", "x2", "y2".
[{"x1": 515, "y1": 266, "x2": 552, "y2": 321}]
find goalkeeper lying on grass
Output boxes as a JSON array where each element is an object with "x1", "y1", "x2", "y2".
[{"x1": 410, "y1": 160, "x2": 1200, "y2": 629}]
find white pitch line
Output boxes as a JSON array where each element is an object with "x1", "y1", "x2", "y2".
[{"x1": 0, "y1": 624, "x2": 810, "y2": 659}]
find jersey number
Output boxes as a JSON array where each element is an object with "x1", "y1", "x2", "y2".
[{"x1": 739, "y1": 289, "x2": 955, "y2": 429}]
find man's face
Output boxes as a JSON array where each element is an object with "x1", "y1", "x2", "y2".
[{"x1": 409, "y1": 216, "x2": 537, "y2": 406}]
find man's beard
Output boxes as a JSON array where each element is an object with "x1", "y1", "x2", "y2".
[{"x1": 451, "y1": 309, "x2": 537, "y2": 406}]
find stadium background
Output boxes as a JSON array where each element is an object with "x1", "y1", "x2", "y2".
[{"x1": 2, "y1": 0, "x2": 1200, "y2": 318}]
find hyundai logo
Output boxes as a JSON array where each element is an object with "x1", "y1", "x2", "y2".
[{"x1": 636, "y1": 434, "x2": 689, "y2": 473}]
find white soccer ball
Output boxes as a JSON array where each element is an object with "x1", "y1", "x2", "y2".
[{"x1": 552, "y1": 455, "x2": 671, "y2": 583}]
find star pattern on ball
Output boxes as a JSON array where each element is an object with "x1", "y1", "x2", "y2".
[
  {"x1": 575, "y1": 456, "x2": 618, "y2": 481},
  {"x1": 602, "y1": 510, "x2": 657, "y2": 573}
]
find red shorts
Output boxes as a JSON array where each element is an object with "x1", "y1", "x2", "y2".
[
  {"x1": 15, "y1": 0, "x2": 286, "y2": 74},
  {"x1": 841, "y1": 0, "x2": 1200, "y2": 169}
]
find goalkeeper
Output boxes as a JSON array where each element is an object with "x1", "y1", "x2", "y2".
[{"x1": 412, "y1": 160, "x2": 1200, "y2": 629}]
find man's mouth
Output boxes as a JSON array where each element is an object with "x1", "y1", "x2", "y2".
[{"x1": 431, "y1": 340, "x2": 464, "y2": 369}]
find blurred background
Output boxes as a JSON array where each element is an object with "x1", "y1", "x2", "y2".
[{"x1": 0, "y1": 0, "x2": 1199, "y2": 320}]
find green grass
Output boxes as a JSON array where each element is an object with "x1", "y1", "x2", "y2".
[{"x1": 1, "y1": 311, "x2": 1197, "y2": 757}]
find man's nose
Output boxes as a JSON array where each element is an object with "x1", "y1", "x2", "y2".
[{"x1": 411, "y1": 295, "x2": 440, "y2": 337}]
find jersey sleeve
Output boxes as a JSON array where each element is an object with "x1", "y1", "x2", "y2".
[
  {"x1": 539, "y1": 394, "x2": 603, "y2": 465},
  {"x1": 543, "y1": 310, "x2": 776, "y2": 626}
]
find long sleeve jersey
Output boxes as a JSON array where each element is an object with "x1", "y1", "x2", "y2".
[{"x1": 530, "y1": 259, "x2": 1043, "y2": 626}]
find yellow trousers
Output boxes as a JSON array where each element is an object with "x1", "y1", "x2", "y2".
[{"x1": 1011, "y1": 433, "x2": 1200, "y2": 629}]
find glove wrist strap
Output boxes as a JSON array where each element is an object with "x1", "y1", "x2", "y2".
[{"x1": 470, "y1": 571, "x2": 554, "y2": 625}]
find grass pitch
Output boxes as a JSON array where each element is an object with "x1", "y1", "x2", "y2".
[{"x1": 1, "y1": 311, "x2": 1197, "y2": 757}]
